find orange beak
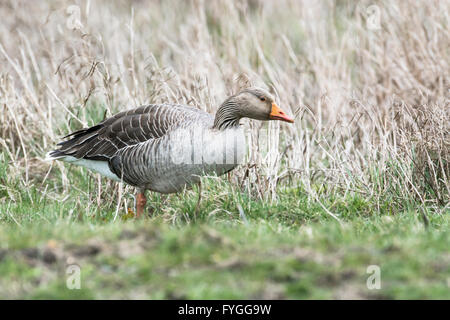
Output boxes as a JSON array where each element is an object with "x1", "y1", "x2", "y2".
[{"x1": 269, "y1": 102, "x2": 294, "y2": 123}]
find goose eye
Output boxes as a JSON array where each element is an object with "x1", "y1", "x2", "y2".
[{"x1": 260, "y1": 97, "x2": 266, "y2": 102}]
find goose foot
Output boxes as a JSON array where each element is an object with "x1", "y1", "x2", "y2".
[{"x1": 136, "y1": 190, "x2": 147, "y2": 218}]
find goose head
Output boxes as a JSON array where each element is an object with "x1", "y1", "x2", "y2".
[
  {"x1": 236, "y1": 87, "x2": 294, "y2": 123},
  {"x1": 214, "y1": 87, "x2": 294, "y2": 130}
]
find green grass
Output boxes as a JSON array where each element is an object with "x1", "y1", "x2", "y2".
[{"x1": 0, "y1": 152, "x2": 448, "y2": 299}]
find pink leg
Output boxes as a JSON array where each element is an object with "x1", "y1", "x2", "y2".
[{"x1": 136, "y1": 191, "x2": 147, "y2": 218}]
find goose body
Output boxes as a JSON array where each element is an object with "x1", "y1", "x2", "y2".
[
  {"x1": 48, "y1": 87, "x2": 294, "y2": 216},
  {"x1": 49, "y1": 104, "x2": 245, "y2": 193}
]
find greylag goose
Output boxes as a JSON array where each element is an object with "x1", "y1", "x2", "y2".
[{"x1": 47, "y1": 87, "x2": 294, "y2": 217}]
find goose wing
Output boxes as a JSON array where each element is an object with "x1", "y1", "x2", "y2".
[{"x1": 50, "y1": 104, "x2": 208, "y2": 161}]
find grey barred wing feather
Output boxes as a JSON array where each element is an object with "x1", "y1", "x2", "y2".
[{"x1": 50, "y1": 104, "x2": 202, "y2": 161}]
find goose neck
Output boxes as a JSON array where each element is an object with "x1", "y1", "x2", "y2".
[{"x1": 213, "y1": 98, "x2": 241, "y2": 130}]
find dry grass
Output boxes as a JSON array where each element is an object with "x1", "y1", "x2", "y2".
[{"x1": 0, "y1": 0, "x2": 448, "y2": 213}]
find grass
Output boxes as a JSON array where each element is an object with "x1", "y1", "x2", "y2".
[
  {"x1": 0, "y1": 154, "x2": 448, "y2": 299},
  {"x1": 0, "y1": 0, "x2": 449, "y2": 299},
  {"x1": 0, "y1": 198, "x2": 448, "y2": 299}
]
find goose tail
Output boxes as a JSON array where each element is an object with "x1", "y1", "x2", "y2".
[{"x1": 44, "y1": 150, "x2": 66, "y2": 162}]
